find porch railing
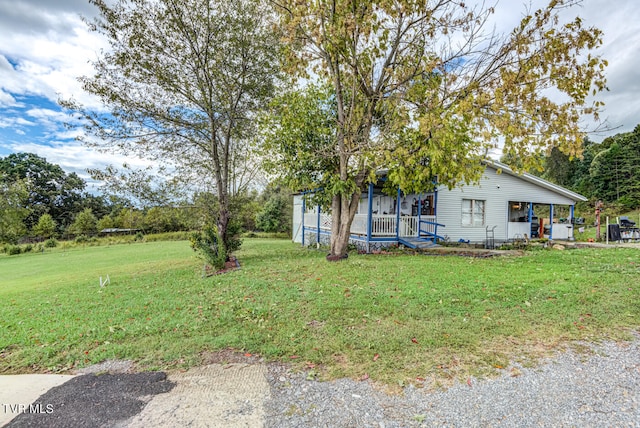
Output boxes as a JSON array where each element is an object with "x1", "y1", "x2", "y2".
[
  {"x1": 304, "y1": 213, "x2": 436, "y2": 238},
  {"x1": 304, "y1": 212, "x2": 332, "y2": 231}
]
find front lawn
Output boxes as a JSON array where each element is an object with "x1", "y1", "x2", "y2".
[{"x1": 1, "y1": 239, "x2": 638, "y2": 387}]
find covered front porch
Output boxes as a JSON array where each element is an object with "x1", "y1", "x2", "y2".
[{"x1": 300, "y1": 184, "x2": 444, "y2": 251}]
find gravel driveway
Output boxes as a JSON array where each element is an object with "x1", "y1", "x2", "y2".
[{"x1": 5, "y1": 332, "x2": 639, "y2": 427}]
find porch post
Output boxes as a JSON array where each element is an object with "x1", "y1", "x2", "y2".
[
  {"x1": 417, "y1": 193, "x2": 422, "y2": 238},
  {"x1": 317, "y1": 204, "x2": 321, "y2": 244},
  {"x1": 367, "y1": 183, "x2": 373, "y2": 252},
  {"x1": 549, "y1": 204, "x2": 554, "y2": 240},
  {"x1": 301, "y1": 196, "x2": 306, "y2": 246},
  {"x1": 433, "y1": 184, "x2": 438, "y2": 217},
  {"x1": 396, "y1": 187, "x2": 402, "y2": 239},
  {"x1": 528, "y1": 203, "x2": 533, "y2": 237},
  {"x1": 570, "y1": 205, "x2": 575, "y2": 240}
]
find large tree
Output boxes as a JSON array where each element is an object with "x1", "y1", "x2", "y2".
[
  {"x1": 270, "y1": 0, "x2": 607, "y2": 259},
  {"x1": 65, "y1": 0, "x2": 281, "y2": 265},
  {"x1": 0, "y1": 153, "x2": 86, "y2": 231}
]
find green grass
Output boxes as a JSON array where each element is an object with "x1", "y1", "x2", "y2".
[{"x1": 1, "y1": 239, "x2": 639, "y2": 389}]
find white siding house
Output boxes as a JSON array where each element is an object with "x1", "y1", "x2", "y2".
[
  {"x1": 437, "y1": 162, "x2": 586, "y2": 243},
  {"x1": 293, "y1": 161, "x2": 587, "y2": 250}
]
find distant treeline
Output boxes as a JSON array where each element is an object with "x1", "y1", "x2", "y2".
[{"x1": 0, "y1": 153, "x2": 292, "y2": 244}]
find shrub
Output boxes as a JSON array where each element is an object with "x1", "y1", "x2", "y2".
[
  {"x1": 7, "y1": 245, "x2": 22, "y2": 255},
  {"x1": 190, "y1": 226, "x2": 230, "y2": 271},
  {"x1": 144, "y1": 231, "x2": 191, "y2": 242},
  {"x1": 44, "y1": 238, "x2": 58, "y2": 248}
]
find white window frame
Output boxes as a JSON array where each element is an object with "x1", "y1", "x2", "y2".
[{"x1": 462, "y1": 199, "x2": 486, "y2": 227}]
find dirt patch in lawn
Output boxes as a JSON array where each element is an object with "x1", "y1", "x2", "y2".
[{"x1": 203, "y1": 257, "x2": 240, "y2": 276}]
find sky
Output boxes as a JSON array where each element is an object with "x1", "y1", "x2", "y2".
[{"x1": 1, "y1": 0, "x2": 640, "y2": 190}]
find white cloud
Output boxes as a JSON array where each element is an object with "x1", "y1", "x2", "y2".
[
  {"x1": 7, "y1": 140, "x2": 154, "y2": 184},
  {"x1": 0, "y1": 90, "x2": 17, "y2": 107},
  {"x1": 0, "y1": 7, "x2": 107, "y2": 109},
  {"x1": 0, "y1": 116, "x2": 36, "y2": 129},
  {"x1": 25, "y1": 108, "x2": 74, "y2": 130}
]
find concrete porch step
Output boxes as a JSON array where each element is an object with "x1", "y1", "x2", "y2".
[{"x1": 399, "y1": 237, "x2": 437, "y2": 249}]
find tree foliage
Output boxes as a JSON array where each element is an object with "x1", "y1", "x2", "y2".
[
  {"x1": 65, "y1": 0, "x2": 282, "y2": 263},
  {"x1": 0, "y1": 153, "x2": 86, "y2": 231},
  {"x1": 588, "y1": 126, "x2": 640, "y2": 209},
  {"x1": 270, "y1": 0, "x2": 607, "y2": 258},
  {"x1": 32, "y1": 213, "x2": 57, "y2": 239},
  {"x1": 255, "y1": 185, "x2": 293, "y2": 234},
  {"x1": 70, "y1": 208, "x2": 98, "y2": 236},
  {"x1": 261, "y1": 84, "x2": 337, "y2": 207},
  {"x1": 0, "y1": 179, "x2": 29, "y2": 244}
]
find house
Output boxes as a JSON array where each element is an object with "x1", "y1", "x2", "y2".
[{"x1": 292, "y1": 161, "x2": 587, "y2": 251}]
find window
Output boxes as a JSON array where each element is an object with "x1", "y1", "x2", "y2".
[{"x1": 462, "y1": 199, "x2": 485, "y2": 226}]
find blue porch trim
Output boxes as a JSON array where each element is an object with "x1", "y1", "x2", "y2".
[
  {"x1": 350, "y1": 235, "x2": 398, "y2": 243},
  {"x1": 304, "y1": 226, "x2": 399, "y2": 245},
  {"x1": 528, "y1": 202, "x2": 534, "y2": 237},
  {"x1": 419, "y1": 219, "x2": 446, "y2": 243},
  {"x1": 367, "y1": 183, "x2": 373, "y2": 252},
  {"x1": 549, "y1": 204, "x2": 554, "y2": 240},
  {"x1": 301, "y1": 196, "x2": 306, "y2": 246},
  {"x1": 395, "y1": 187, "x2": 401, "y2": 238}
]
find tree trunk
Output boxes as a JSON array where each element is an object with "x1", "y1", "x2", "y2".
[
  {"x1": 326, "y1": 188, "x2": 361, "y2": 261},
  {"x1": 217, "y1": 204, "x2": 230, "y2": 261}
]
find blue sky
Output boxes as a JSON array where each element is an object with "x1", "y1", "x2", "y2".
[{"x1": 1, "y1": 0, "x2": 640, "y2": 190}]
